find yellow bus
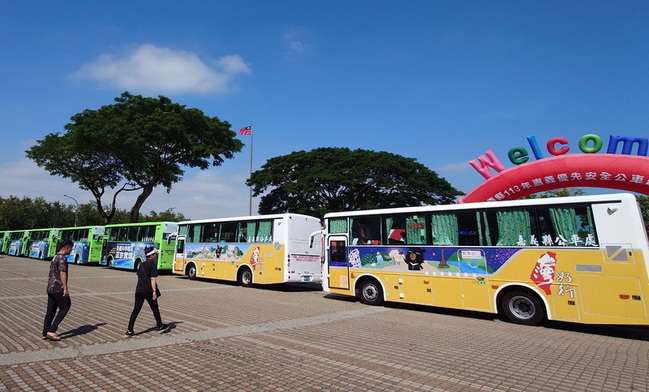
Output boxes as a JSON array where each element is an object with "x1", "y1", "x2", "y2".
[
  {"x1": 324, "y1": 193, "x2": 649, "y2": 325},
  {"x1": 173, "y1": 213, "x2": 323, "y2": 286}
]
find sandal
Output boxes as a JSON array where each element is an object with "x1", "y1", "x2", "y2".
[{"x1": 45, "y1": 332, "x2": 61, "y2": 341}]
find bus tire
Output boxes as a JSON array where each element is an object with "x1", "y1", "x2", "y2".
[
  {"x1": 501, "y1": 290, "x2": 545, "y2": 326},
  {"x1": 107, "y1": 257, "x2": 114, "y2": 269},
  {"x1": 187, "y1": 264, "x2": 197, "y2": 280},
  {"x1": 74, "y1": 254, "x2": 80, "y2": 264},
  {"x1": 358, "y1": 278, "x2": 384, "y2": 306},
  {"x1": 237, "y1": 267, "x2": 253, "y2": 287},
  {"x1": 134, "y1": 259, "x2": 142, "y2": 272}
]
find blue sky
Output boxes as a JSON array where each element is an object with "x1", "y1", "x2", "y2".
[{"x1": 1, "y1": 1, "x2": 648, "y2": 219}]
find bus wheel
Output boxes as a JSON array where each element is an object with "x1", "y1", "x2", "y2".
[
  {"x1": 501, "y1": 291, "x2": 545, "y2": 326},
  {"x1": 237, "y1": 268, "x2": 253, "y2": 287},
  {"x1": 74, "y1": 254, "x2": 80, "y2": 264},
  {"x1": 107, "y1": 257, "x2": 114, "y2": 269},
  {"x1": 187, "y1": 264, "x2": 197, "y2": 280},
  {"x1": 359, "y1": 279, "x2": 384, "y2": 306}
]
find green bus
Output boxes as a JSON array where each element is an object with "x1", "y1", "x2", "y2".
[
  {"x1": 101, "y1": 222, "x2": 178, "y2": 271},
  {"x1": 25, "y1": 228, "x2": 59, "y2": 259},
  {"x1": 5, "y1": 230, "x2": 28, "y2": 256},
  {"x1": 57, "y1": 226, "x2": 106, "y2": 264}
]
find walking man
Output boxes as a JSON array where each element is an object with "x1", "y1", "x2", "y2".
[
  {"x1": 42, "y1": 240, "x2": 74, "y2": 341},
  {"x1": 125, "y1": 246, "x2": 169, "y2": 336}
]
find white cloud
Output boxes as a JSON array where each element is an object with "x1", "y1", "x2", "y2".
[
  {"x1": 0, "y1": 159, "x2": 256, "y2": 220},
  {"x1": 284, "y1": 28, "x2": 312, "y2": 54},
  {"x1": 0, "y1": 159, "x2": 90, "y2": 204},
  {"x1": 126, "y1": 169, "x2": 257, "y2": 220},
  {"x1": 74, "y1": 44, "x2": 251, "y2": 94},
  {"x1": 214, "y1": 54, "x2": 251, "y2": 74},
  {"x1": 435, "y1": 161, "x2": 473, "y2": 173}
]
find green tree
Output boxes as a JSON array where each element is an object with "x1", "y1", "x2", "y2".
[
  {"x1": 525, "y1": 188, "x2": 586, "y2": 199},
  {"x1": 143, "y1": 207, "x2": 189, "y2": 222},
  {"x1": 246, "y1": 147, "x2": 463, "y2": 217},
  {"x1": 26, "y1": 92, "x2": 243, "y2": 224},
  {"x1": 0, "y1": 196, "x2": 76, "y2": 229}
]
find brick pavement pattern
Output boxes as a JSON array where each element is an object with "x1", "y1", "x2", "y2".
[{"x1": 1, "y1": 255, "x2": 648, "y2": 391}]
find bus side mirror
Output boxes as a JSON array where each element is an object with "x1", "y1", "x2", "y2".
[{"x1": 308, "y1": 230, "x2": 323, "y2": 248}]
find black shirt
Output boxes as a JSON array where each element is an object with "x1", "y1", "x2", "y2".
[{"x1": 135, "y1": 260, "x2": 158, "y2": 293}]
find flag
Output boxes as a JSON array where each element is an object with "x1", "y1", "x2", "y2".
[{"x1": 239, "y1": 126, "x2": 252, "y2": 135}]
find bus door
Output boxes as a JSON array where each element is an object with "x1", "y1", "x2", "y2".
[
  {"x1": 458, "y1": 249, "x2": 492, "y2": 311},
  {"x1": 173, "y1": 235, "x2": 186, "y2": 273},
  {"x1": 327, "y1": 235, "x2": 350, "y2": 290}
]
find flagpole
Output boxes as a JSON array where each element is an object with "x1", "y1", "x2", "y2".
[{"x1": 248, "y1": 124, "x2": 254, "y2": 215}]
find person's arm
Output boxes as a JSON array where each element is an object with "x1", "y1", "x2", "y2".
[
  {"x1": 61, "y1": 271, "x2": 69, "y2": 297},
  {"x1": 151, "y1": 276, "x2": 157, "y2": 300}
]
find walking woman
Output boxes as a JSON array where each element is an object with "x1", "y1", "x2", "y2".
[{"x1": 125, "y1": 247, "x2": 169, "y2": 336}]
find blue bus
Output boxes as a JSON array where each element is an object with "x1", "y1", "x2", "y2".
[
  {"x1": 5, "y1": 230, "x2": 28, "y2": 256},
  {"x1": 57, "y1": 226, "x2": 106, "y2": 264},
  {"x1": 24, "y1": 228, "x2": 59, "y2": 259},
  {"x1": 101, "y1": 222, "x2": 178, "y2": 271}
]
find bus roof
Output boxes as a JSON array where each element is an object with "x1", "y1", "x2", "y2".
[
  {"x1": 57, "y1": 225, "x2": 104, "y2": 231},
  {"x1": 103, "y1": 221, "x2": 178, "y2": 227},
  {"x1": 324, "y1": 192, "x2": 637, "y2": 219},
  {"x1": 177, "y1": 213, "x2": 320, "y2": 226}
]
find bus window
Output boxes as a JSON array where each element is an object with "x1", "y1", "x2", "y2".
[
  {"x1": 139, "y1": 226, "x2": 154, "y2": 242},
  {"x1": 384, "y1": 214, "x2": 406, "y2": 244},
  {"x1": 199, "y1": 223, "x2": 218, "y2": 242},
  {"x1": 328, "y1": 218, "x2": 348, "y2": 234},
  {"x1": 457, "y1": 211, "x2": 480, "y2": 246},
  {"x1": 537, "y1": 205, "x2": 598, "y2": 247},
  {"x1": 219, "y1": 222, "x2": 237, "y2": 242},
  {"x1": 238, "y1": 224, "x2": 248, "y2": 242},
  {"x1": 431, "y1": 212, "x2": 481, "y2": 246},
  {"x1": 330, "y1": 240, "x2": 347, "y2": 263},
  {"x1": 483, "y1": 208, "x2": 535, "y2": 246},
  {"x1": 406, "y1": 215, "x2": 427, "y2": 244},
  {"x1": 256, "y1": 220, "x2": 273, "y2": 243},
  {"x1": 350, "y1": 216, "x2": 381, "y2": 245},
  {"x1": 186, "y1": 224, "x2": 200, "y2": 243},
  {"x1": 431, "y1": 213, "x2": 458, "y2": 245}
]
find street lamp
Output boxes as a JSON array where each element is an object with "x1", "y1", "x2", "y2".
[{"x1": 64, "y1": 194, "x2": 79, "y2": 227}]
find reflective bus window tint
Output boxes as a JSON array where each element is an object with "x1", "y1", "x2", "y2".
[
  {"x1": 350, "y1": 216, "x2": 381, "y2": 245},
  {"x1": 219, "y1": 222, "x2": 237, "y2": 242},
  {"x1": 384, "y1": 214, "x2": 406, "y2": 244}
]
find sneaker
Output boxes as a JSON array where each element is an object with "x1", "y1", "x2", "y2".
[
  {"x1": 124, "y1": 330, "x2": 135, "y2": 337},
  {"x1": 157, "y1": 324, "x2": 170, "y2": 333}
]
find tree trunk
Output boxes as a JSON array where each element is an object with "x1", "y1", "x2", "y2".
[{"x1": 129, "y1": 186, "x2": 154, "y2": 223}]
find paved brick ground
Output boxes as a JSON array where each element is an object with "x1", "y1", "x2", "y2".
[{"x1": 1, "y1": 254, "x2": 648, "y2": 391}]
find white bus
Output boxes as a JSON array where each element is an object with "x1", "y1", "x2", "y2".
[
  {"x1": 323, "y1": 193, "x2": 649, "y2": 326},
  {"x1": 173, "y1": 213, "x2": 323, "y2": 286}
]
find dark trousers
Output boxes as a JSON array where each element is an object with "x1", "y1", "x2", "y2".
[
  {"x1": 127, "y1": 292, "x2": 162, "y2": 331},
  {"x1": 42, "y1": 292, "x2": 71, "y2": 336}
]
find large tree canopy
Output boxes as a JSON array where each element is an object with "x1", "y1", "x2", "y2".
[
  {"x1": 247, "y1": 147, "x2": 463, "y2": 217},
  {"x1": 26, "y1": 92, "x2": 243, "y2": 223}
]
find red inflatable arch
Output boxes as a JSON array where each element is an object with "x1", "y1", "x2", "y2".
[{"x1": 460, "y1": 154, "x2": 649, "y2": 203}]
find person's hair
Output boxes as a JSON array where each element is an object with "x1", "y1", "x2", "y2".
[
  {"x1": 144, "y1": 246, "x2": 157, "y2": 257},
  {"x1": 57, "y1": 240, "x2": 74, "y2": 251}
]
